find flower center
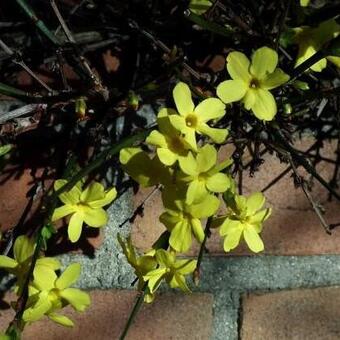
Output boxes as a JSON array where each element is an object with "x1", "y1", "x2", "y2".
[
  {"x1": 250, "y1": 78, "x2": 260, "y2": 89},
  {"x1": 169, "y1": 136, "x2": 186, "y2": 153},
  {"x1": 185, "y1": 114, "x2": 198, "y2": 128}
]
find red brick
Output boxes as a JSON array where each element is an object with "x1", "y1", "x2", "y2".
[
  {"x1": 241, "y1": 287, "x2": 340, "y2": 340},
  {"x1": 0, "y1": 290, "x2": 213, "y2": 340}
]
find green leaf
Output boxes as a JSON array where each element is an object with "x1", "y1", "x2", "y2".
[{"x1": 0, "y1": 144, "x2": 12, "y2": 157}]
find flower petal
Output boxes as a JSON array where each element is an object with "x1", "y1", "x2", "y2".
[
  {"x1": 223, "y1": 228, "x2": 243, "y2": 252},
  {"x1": 33, "y1": 265, "x2": 57, "y2": 291},
  {"x1": 23, "y1": 291, "x2": 52, "y2": 323},
  {"x1": 52, "y1": 205, "x2": 77, "y2": 222},
  {"x1": 250, "y1": 47, "x2": 278, "y2": 79},
  {"x1": 56, "y1": 263, "x2": 81, "y2": 290},
  {"x1": 173, "y1": 259, "x2": 197, "y2": 275},
  {"x1": 146, "y1": 130, "x2": 167, "y2": 148},
  {"x1": 173, "y1": 82, "x2": 195, "y2": 116},
  {"x1": 157, "y1": 148, "x2": 177, "y2": 166},
  {"x1": 87, "y1": 187, "x2": 117, "y2": 209},
  {"x1": 190, "y1": 217, "x2": 205, "y2": 243},
  {"x1": 246, "y1": 192, "x2": 265, "y2": 215},
  {"x1": 80, "y1": 182, "x2": 105, "y2": 203},
  {"x1": 260, "y1": 68, "x2": 290, "y2": 90},
  {"x1": 242, "y1": 89, "x2": 256, "y2": 110},
  {"x1": 36, "y1": 257, "x2": 61, "y2": 271},
  {"x1": 194, "y1": 98, "x2": 226, "y2": 122},
  {"x1": 169, "y1": 221, "x2": 192, "y2": 252},
  {"x1": 217, "y1": 80, "x2": 248, "y2": 104},
  {"x1": 226, "y1": 51, "x2": 251, "y2": 82},
  {"x1": 206, "y1": 173, "x2": 230, "y2": 193},
  {"x1": 13, "y1": 235, "x2": 34, "y2": 264},
  {"x1": 60, "y1": 288, "x2": 90, "y2": 312},
  {"x1": 251, "y1": 89, "x2": 277, "y2": 121},
  {"x1": 0, "y1": 255, "x2": 17, "y2": 269},
  {"x1": 189, "y1": 194, "x2": 220, "y2": 218},
  {"x1": 197, "y1": 144, "x2": 216, "y2": 173},
  {"x1": 68, "y1": 212, "x2": 84, "y2": 243},
  {"x1": 48, "y1": 313, "x2": 74, "y2": 327},
  {"x1": 219, "y1": 218, "x2": 242, "y2": 236},
  {"x1": 82, "y1": 207, "x2": 108, "y2": 227},
  {"x1": 197, "y1": 123, "x2": 228, "y2": 143},
  {"x1": 178, "y1": 151, "x2": 197, "y2": 176},
  {"x1": 186, "y1": 180, "x2": 208, "y2": 205},
  {"x1": 243, "y1": 226, "x2": 264, "y2": 253},
  {"x1": 155, "y1": 249, "x2": 175, "y2": 267},
  {"x1": 54, "y1": 179, "x2": 81, "y2": 205},
  {"x1": 169, "y1": 274, "x2": 190, "y2": 292}
]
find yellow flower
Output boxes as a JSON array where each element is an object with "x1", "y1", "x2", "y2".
[
  {"x1": 119, "y1": 147, "x2": 172, "y2": 187},
  {"x1": 179, "y1": 144, "x2": 232, "y2": 204},
  {"x1": 168, "y1": 82, "x2": 228, "y2": 151},
  {"x1": 300, "y1": 0, "x2": 310, "y2": 6},
  {"x1": 143, "y1": 249, "x2": 197, "y2": 293},
  {"x1": 217, "y1": 46, "x2": 290, "y2": 121},
  {"x1": 160, "y1": 186, "x2": 220, "y2": 252},
  {"x1": 189, "y1": 0, "x2": 212, "y2": 15},
  {"x1": 118, "y1": 235, "x2": 157, "y2": 303},
  {"x1": 146, "y1": 108, "x2": 193, "y2": 166},
  {"x1": 52, "y1": 179, "x2": 117, "y2": 243},
  {"x1": 23, "y1": 263, "x2": 90, "y2": 326},
  {"x1": 0, "y1": 235, "x2": 60, "y2": 294},
  {"x1": 212, "y1": 192, "x2": 271, "y2": 253},
  {"x1": 292, "y1": 19, "x2": 340, "y2": 72}
]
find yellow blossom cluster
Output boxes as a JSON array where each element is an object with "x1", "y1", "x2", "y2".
[{"x1": 119, "y1": 81, "x2": 272, "y2": 302}]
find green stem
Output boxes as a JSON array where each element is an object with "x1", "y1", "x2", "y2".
[
  {"x1": 15, "y1": 0, "x2": 60, "y2": 45},
  {"x1": 119, "y1": 284, "x2": 147, "y2": 340},
  {"x1": 194, "y1": 217, "x2": 212, "y2": 285},
  {"x1": 0, "y1": 82, "x2": 31, "y2": 99}
]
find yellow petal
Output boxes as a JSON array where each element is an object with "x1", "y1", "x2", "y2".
[
  {"x1": 300, "y1": 0, "x2": 310, "y2": 6},
  {"x1": 0, "y1": 255, "x2": 17, "y2": 269},
  {"x1": 169, "y1": 221, "x2": 192, "y2": 252},
  {"x1": 189, "y1": 194, "x2": 220, "y2": 218},
  {"x1": 23, "y1": 291, "x2": 52, "y2": 322},
  {"x1": 13, "y1": 235, "x2": 34, "y2": 264},
  {"x1": 52, "y1": 205, "x2": 77, "y2": 222},
  {"x1": 54, "y1": 179, "x2": 81, "y2": 205},
  {"x1": 33, "y1": 265, "x2": 57, "y2": 291},
  {"x1": 251, "y1": 89, "x2": 277, "y2": 121},
  {"x1": 223, "y1": 228, "x2": 243, "y2": 252},
  {"x1": 196, "y1": 144, "x2": 216, "y2": 173},
  {"x1": 183, "y1": 128, "x2": 197, "y2": 151},
  {"x1": 146, "y1": 130, "x2": 167, "y2": 148},
  {"x1": 246, "y1": 192, "x2": 265, "y2": 215},
  {"x1": 178, "y1": 151, "x2": 197, "y2": 176},
  {"x1": 327, "y1": 56, "x2": 340, "y2": 68},
  {"x1": 197, "y1": 123, "x2": 228, "y2": 143},
  {"x1": 68, "y1": 212, "x2": 84, "y2": 243},
  {"x1": 194, "y1": 98, "x2": 226, "y2": 122},
  {"x1": 82, "y1": 207, "x2": 108, "y2": 227},
  {"x1": 226, "y1": 51, "x2": 251, "y2": 82},
  {"x1": 243, "y1": 226, "x2": 264, "y2": 253},
  {"x1": 48, "y1": 313, "x2": 74, "y2": 327},
  {"x1": 190, "y1": 217, "x2": 205, "y2": 243},
  {"x1": 186, "y1": 180, "x2": 208, "y2": 204},
  {"x1": 242, "y1": 89, "x2": 256, "y2": 110},
  {"x1": 206, "y1": 173, "x2": 230, "y2": 192},
  {"x1": 155, "y1": 249, "x2": 174, "y2": 267},
  {"x1": 80, "y1": 182, "x2": 105, "y2": 203},
  {"x1": 88, "y1": 187, "x2": 117, "y2": 209},
  {"x1": 173, "y1": 82, "x2": 195, "y2": 116},
  {"x1": 217, "y1": 79, "x2": 248, "y2": 104},
  {"x1": 157, "y1": 148, "x2": 177, "y2": 166},
  {"x1": 260, "y1": 68, "x2": 290, "y2": 90},
  {"x1": 36, "y1": 257, "x2": 61, "y2": 271},
  {"x1": 60, "y1": 288, "x2": 90, "y2": 312},
  {"x1": 56, "y1": 263, "x2": 81, "y2": 290},
  {"x1": 250, "y1": 47, "x2": 278, "y2": 79},
  {"x1": 219, "y1": 218, "x2": 242, "y2": 236},
  {"x1": 173, "y1": 259, "x2": 197, "y2": 275}
]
